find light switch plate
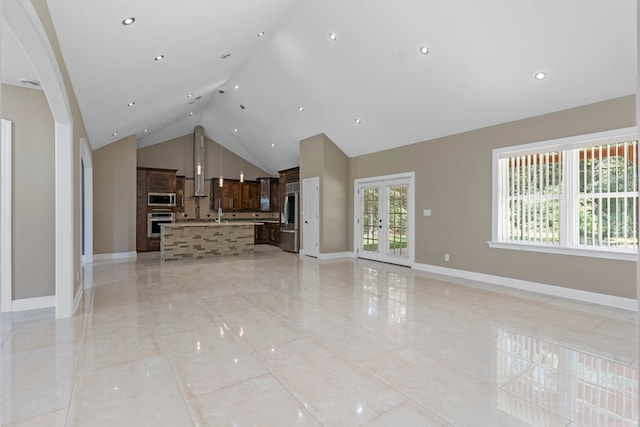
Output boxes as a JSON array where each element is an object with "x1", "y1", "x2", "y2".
[{"x1": 423, "y1": 209, "x2": 432, "y2": 217}]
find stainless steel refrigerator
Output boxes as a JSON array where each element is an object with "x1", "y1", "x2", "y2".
[{"x1": 280, "y1": 184, "x2": 299, "y2": 253}]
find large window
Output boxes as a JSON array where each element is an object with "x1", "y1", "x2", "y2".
[{"x1": 490, "y1": 128, "x2": 638, "y2": 260}]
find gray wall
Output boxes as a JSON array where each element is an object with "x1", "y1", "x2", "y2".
[
  {"x1": 137, "y1": 134, "x2": 271, "y2": 179},
  {"x1": 300, "y1": 134, "x2": 349, "y2": 254},
  {"x1": 2, "y1": 84, "x2": 55, "y2": 300},
  {"x1": 346, "y1": 95, "x2": 636, "y2": 299},
  {"x1": 93, "y1": 135, "x2": 137, "y2": 255}
]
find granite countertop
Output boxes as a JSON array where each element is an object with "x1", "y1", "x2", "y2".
[
  {"x1": 175, "y1": 218, "x2": 279, "y2": 223},
  {"x1": 163, "y1": 221, "x2": 257, "y2": 228}
]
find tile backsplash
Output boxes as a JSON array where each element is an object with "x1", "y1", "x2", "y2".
[{"x1": 178, "y1": 178, "x2": 279, "y2": 222}]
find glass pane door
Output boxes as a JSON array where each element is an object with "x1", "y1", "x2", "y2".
[
  {"x1": 386, "y1": 183, "x2": 408, "y2": 258},
  {"x1": 361, "y1": 186, "x2": 381, "y2": 259},
  {"x1": 356, "y1": 176, "x2": 412, "y2": 267}
]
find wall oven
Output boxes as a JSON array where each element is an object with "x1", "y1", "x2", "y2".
[
  {"x1": 148, "y1": 192, "x2": 176, "y2": 207},
  {"x1": 148, "y1": 212, "x2": 175, "y2": 238}
]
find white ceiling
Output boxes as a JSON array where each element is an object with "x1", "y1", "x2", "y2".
[{"x1": 3, "y1": 0, "x2": 637, "y2": 175}]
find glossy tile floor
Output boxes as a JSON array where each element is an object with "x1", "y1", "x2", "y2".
[{"x1": 1, "y1": 245, "x2": 638, "y2": 426}]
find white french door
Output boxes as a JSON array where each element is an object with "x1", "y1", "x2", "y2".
[{"x1": 355, "y1": 173, "x2": 414, "y2": 267}]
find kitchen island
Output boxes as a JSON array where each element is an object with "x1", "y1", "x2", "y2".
[{"x1": 161, "y1": 222, "x2": 255, "y2": 260}]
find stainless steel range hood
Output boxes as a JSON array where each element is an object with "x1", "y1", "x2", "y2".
[{"x1": 193, "y1": 125, "x2": 205, "y2": 197}]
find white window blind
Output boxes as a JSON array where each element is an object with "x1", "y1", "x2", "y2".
[{"x1": 492, "y1": 128, "x2": 638, "y2": 258}]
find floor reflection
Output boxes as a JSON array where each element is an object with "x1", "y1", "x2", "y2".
[
  {"x1": 359, "y1": 266, "x2": 409, "y2": 325},
  {"x1": 498, "y1": 330, "x2": 638, "y2": 426}
]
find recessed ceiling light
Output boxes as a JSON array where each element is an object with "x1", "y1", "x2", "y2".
[
  {"x1": 234, "y1": 84, "x2": 239, "y2": 90},
  {"x1": 534, "y1": 71, "x2": 547, "y2": 80},
  {"x1": 355, "y1": 118, "x2": 361, "y2": 124},
  {"x1": 144, "y1": 129, "x2": 149, "y2": 133},
  {"x1": 298, "y1": 106, "x2": 304, "y2": 112},
  {"x1": 189, "y1": 112, "x2": 194, "y2": 116},
  {"x1": 234, "y1": 128, "x2": 239, "y2": 133},
  {"x1": 19, "y1": 78, "x2": 41, "y2": 87},
  {"x1": 329, "y1": 32, "x2": 337, "y2": 41},
  {"x1": 112, "y1": 132, "x2": 118, "y2": 137},
  {"x1": 187, "y1": 94, "x2": 194, "y2": 98},
  {"x1": 221, "y1": 53, "x2": 231, "y2": 59},
  {"x1": 122, "y1": 17, "x2": 135, "y2": 26},
  {"x1": 127, "y1": 101, "x2": 135, "y2": 107},
  {"x1": 271, "y1": 143, "x2": 276, "y2": 148},
  {"x1": 154, "y1": 55, "x2": 164, "y2": 61},
  {"x1": 257, "y1": 32, "x2": 265, "y2": 37},
  {"x1": 419, "y1": 46, "x2": 429, "y2": 55}
]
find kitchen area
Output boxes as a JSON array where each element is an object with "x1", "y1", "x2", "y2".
[{"x1": 136, "y1": 126, "x2": 300, "y2": 259}]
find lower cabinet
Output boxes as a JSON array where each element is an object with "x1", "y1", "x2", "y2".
[
  {"x1": 266, "y1": 222, "x2": 280, "y2": 246},
  {"x1": 148, "y1": 238, "x2": 161, "y2": 251},
  {"x1": 254, "y1": 224, "x2": 268, "y2": 244},
  {"x1": 255, "y1": 222, "x2": 280, "y2": 246}
]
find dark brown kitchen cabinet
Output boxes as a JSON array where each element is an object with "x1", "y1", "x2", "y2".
[
  {"x1": 240, "y1": 181, "x2": 261, "y2": 211},
  {"x1": 257, "y1": 177, "x2": 280, "y2": 212},
  {"x1": 255, "y1": 222, "x2": 279, "y2": 245},
  {"x1": 147, "y1": 169, "x2": 177, "y2": 193},
  {"x1": 279, "y1": 168, "x2": 299, "y2": 196},
  {"x1": 176, "y1": 176, "x2": 185, "y2": 210},
  {"x1": 213, "y1": 179, "x2": 242, "y2": 211},
  {"x1": 250, "y1": 181, "x2": 261, "y2": 211},
  {"x1": 136, "y1": 169, "x2": 148, "y2": 252},
  {"x1": 254, "y1": 224, "x2": 267, "y2": 244},
  {"x1": 265, "y1": 222, "x2": 281, "y2": 246},
  {"x1": 270, "y1": 179, "x2": 280, "y2": 213},
  {"x1": 136, "y1": 167, "x2": 178, "y2": 252}
]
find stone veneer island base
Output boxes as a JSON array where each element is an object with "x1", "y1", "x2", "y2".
[{"x1": 161, "y1": 222, "x2": 255, "y2": 260}]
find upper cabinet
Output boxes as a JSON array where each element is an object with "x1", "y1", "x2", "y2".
[
  {"x1": 146, "y1": 168, "x2": 177, "y2": 193},
  {"x1": 241, "y1": 181, "x2": 261, "y2": 211},
  {"x1": 278, "y1": 167, "x2": 300, "y2": 196},
  {"x1": 212, "y1": 179, "x2": 241, "y2": 211},
  {"x1": 258, "y1": 177, "x2": 280, "y2": 212},
  {"x1": 176, "y1": 176, "x2": 185, "y2": 210},
  {"x1": 213, "y1": 178, "x2": 279, "y2": 212}
]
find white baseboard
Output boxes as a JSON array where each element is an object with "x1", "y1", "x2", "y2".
[
  {"x1": 317, "y1": 252, "x2": 355, "y2": 260},
  {"x1": 91, "y1": 251, "x2": 137, "y2": 263},
  {"x1": 413, "y1": 263, "x2": 637, "y2": 311},
  {"x1": 11, "y1": 295, "x2": 55, "y2": 312}
]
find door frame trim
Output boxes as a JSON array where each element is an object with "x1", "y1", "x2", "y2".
[
  {"x1": 302, "y1": 177, "x2": 320, "y2": 257},
  {"x1": 354, "y1": 172, "x2": 415, "y2": 267}
]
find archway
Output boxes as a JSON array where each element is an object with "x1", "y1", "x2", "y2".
[{"x1": 2, "y1": 0, "x2": 75, "y2": 318}]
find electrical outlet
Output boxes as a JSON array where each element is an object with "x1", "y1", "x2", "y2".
[{"x1": 444, "y1": 254, "x2": 450, "y2": 262}]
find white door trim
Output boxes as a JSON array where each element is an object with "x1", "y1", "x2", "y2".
[
  {"x1": 354, "y1": 172, "x2": 415, "y2": 267},
  {"x1": 1, "y1": 119, "x2": 13, "y2": 312},
  {"x1": 81, "y1": 138, "x2": 93, "y2": 265},
  {"x1": 302, "y1": 177, "x2": 319, "y2": 257}
]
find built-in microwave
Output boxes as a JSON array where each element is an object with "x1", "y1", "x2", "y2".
[{"x1": 148, "y1": 192, "x2": 176, "y2": 207}]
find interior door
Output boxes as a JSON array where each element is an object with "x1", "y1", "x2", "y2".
[
  {"x1": 302, "y1": 177, "x2": 319, "y2": 257},
  {"x1": 356, "y1": 176, "x2": 413, "y2": 266}
]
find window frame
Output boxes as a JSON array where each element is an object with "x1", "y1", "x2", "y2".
[{"x1": 489, "y1": 127, "x2": 638, "y2": 262}]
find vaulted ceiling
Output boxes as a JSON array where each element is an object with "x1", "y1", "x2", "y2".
[{"x1": 2, "y1": 0, "x2": 637, "y2": 174}]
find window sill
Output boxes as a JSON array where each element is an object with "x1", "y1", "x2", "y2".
[{"x1": 487, "y1": 241, "x2": 637, "y2": 262}]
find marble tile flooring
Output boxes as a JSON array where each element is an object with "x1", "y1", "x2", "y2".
[{"x1": 1, "y1": 245, "x2": 638, "y2": 426}]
